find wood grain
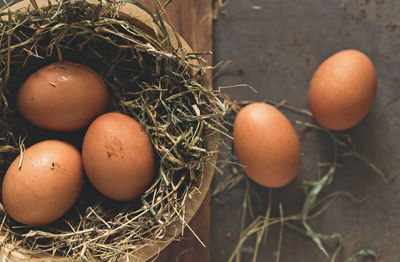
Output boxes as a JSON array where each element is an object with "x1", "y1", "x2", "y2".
[
  {"x1": 138, "y1": 1, "x2": 213, "y2": 262},
  {"x1": 139, "y1": 1, "x2": 212, "y2": 51}
]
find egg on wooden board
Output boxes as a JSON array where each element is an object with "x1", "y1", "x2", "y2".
[
  {"x1": 233, "y1": 103, "x2": 301, "y2": 188},
  {"x1": 308, "y1": 49, "x2": 377, "y2": 130},
  {"x1": 82, "y1": 112, "x2": 155, "y2": 201},
  {"x1": 17, "y1": 62, "x2": 109, "y2": 131},
  {"x1": 2, "y1": 140, "x2": 84, "y2": 226}
]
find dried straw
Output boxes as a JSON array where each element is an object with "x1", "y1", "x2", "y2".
[
  {"x1": 0, "y1": 0, "x2": 229, "y2": 260},
  {"x1": 217, "y1": 100, "x2": 382, "y2": 262}
]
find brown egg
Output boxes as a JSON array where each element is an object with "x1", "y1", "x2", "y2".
[
  {"x1": 2, "y1": 140, "x2": 84, "y2": 226},
  {"x1": 308, "y1": 49, "x2": 377, "y2": 130},
  {"x1": 17, "y1": 62, "x2": 109, "y2": 131},
  {"x1": 233, "y1": 103, "x2": 301, "y2": 188},
  {"x1": 82, "y1": 112, "x2": 155, "y2": 201}
]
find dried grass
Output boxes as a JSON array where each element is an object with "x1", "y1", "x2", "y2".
[
  {"x1": 0, "y1": 0, "x2": 229, "y2": 260},
  {"x1": 216, "y1": 100, "x2": 382, "y2": 262}
]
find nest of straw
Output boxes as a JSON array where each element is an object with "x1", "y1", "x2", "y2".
[{"x1": 0, "y1": 0, "x2": 227, "y2": 260}]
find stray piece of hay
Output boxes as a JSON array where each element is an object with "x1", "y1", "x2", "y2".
[{"x1": 223, "y1": 101, "x2": 385, "y2": 262}]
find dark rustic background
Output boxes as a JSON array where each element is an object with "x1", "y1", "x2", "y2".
[{"x1": 212, "y1": 0, "x2": 400, "y2": 262}]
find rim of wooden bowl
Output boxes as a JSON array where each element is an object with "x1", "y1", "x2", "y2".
[{"x1": 0, "y1": 1, "x2": 217, "y2": 261}]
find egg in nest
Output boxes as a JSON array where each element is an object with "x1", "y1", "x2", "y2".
[
  {"x1": 17, "y1": 62, "x2": 109, "y2": 131},
  {"x1": 82, "y1": 112, "x2": 155, "y2": 201},
  {"x1": 2, "y1": 140, "x2": 84, "y2": 226}
]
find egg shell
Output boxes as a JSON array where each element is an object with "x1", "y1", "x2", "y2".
[
  {"x1": 308, "y1": 49, "x2": 377, "y2": 130},
  {"x1": 233, "y1": 103, "x2": 301, "y2": 188},
  {"x1": 82, "y1": 112, "x2": 155, "y2": 201},
  {"x1": 17, "y1": 62, "x2": 109, "y2": 131},
  {"x1": 2, "y1": 140, "x2": 84, "y2": 226}
]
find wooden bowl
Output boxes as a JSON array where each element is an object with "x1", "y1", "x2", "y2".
[{"x1": 0, "y1": 1, "x2": 217, "y2": 261}]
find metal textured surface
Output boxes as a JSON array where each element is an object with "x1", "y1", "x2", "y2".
[{"x1": 212, "y1": 1, "x2": 400, "y2": 261}]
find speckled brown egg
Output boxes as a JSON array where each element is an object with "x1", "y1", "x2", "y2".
[
  {"x1": 2, "y1": 140, "x2": 84, "y2": 226},
  {"x1": 82, "y1": 112, "x2": 155, "y2": 201},
  {"x1": 233, "y1": 103, "x2": 301, "y2": 188},
  {"x1": 308, "y1": 49, "x2": 377, "y2": 130},
  {"x1": 17, "y1": 62, "x2": 109, "y2": 131}
]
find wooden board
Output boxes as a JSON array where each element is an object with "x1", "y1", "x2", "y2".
[{"x1": 139, "y1": 1, "x2": 213, "y2": 262}]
